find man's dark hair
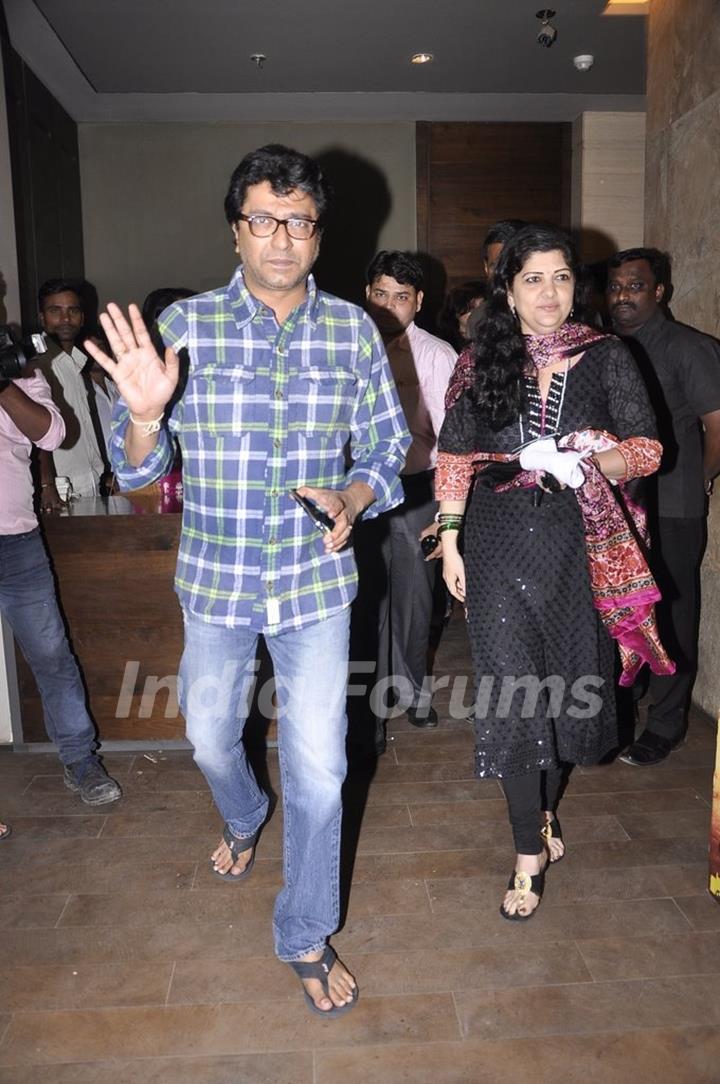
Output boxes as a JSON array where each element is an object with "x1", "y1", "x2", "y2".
[
  {"x1": 224, "y1": 144, "x2": 331, "y2": 226},
  {"x1": 38, "y1": 278, "x2": 85, "y2": 309},
  {"x1": 608, "y1": 247, "x2": 671, "y2": 290},
  {"x1": 438, "y1": 280, "x2": 487, "y2": 351},
  {"x1": 482, "y1": 220, "x2": 527, "y2": 263},
  {"x1": 366, "y1": 250, "x2": 424, "y2": 291},
  {"x1": 142, "y1": 287, "x2": 196, "y2": 329}
]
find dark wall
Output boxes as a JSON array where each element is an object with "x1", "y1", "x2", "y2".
[
  {"x1": 416, "y1": 121, "x2": 572, "y2": 324},
  {"x1": 1, "y1": 31, "x2": 84, "y2": 329}
]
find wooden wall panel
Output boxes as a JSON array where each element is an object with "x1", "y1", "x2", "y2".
[
  {"x1": 15, "y1": 513, "x2": 186, "y2": 743},
  {"x1": 416, "y1": 121, "x2": 572, "y2": 320},
  {"x1": 16, "y1": 509, "x2": 278, "y2": 747},
  {"x1": 571, "y1": 111, "x2": 646, "y2": 264}
]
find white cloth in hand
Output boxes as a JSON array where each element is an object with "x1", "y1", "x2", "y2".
[{"x1": 519, "y1": 436, "x2": 587, "y2": 489}]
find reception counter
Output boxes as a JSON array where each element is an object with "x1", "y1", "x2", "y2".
[{"x1": 14, "y1": 494, "x2": 187, "y2": 745}]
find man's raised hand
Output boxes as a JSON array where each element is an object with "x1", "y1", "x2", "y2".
[{"x1": 84, "y1": 303, "x2": 179, "y2": 422}]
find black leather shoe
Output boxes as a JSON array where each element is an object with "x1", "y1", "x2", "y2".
[
  {"x1": 406, "y1": 705, "x2": 439, "y2": 729},
  {"x1": 618, "y1": 728, "x2": 684, "y2": 767}
]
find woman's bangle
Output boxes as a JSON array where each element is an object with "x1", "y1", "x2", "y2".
[
  {"x1": 435, "y1": 512, "x2": 464, "y2": 524},
  {"x1": 438, "y1": 523, "x2": 462, "y2": 536},
  {"x1": 40, "y1": 482, "x2": 54, "y2": 489}
]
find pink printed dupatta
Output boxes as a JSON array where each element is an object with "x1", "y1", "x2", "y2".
[{"x1": 562, "y1": 430, "x2": 675, "y2": 686}]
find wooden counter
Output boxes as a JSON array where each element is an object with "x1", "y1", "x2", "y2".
[{"x1": 17, "y1": 494, "x2": 187, "y2": 744}]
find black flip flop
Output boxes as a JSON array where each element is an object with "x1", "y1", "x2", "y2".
[
  {"x1": 288, "y1": 943, "x2": 359, "y2": 1017},
  {"x1": 211, "y1": 823, "x2": 259, "y2": 883}
]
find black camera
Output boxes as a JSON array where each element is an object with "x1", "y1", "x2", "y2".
[{"x1": 0, "y1": 325, "x2": 49, "y2": 388}]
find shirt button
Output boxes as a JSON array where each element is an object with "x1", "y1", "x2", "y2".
[
  {"x1": 273, "y1": 439, "x2": 281, "y2": 448},
  {"x1": 270, "y1": 489, "x2": 279, "y2": 497},
  {"x1": 275, "y1": 390, "x2": 283, "y2": 400},
  {"x1": 268, "y1": 537, "x2": 277, "y2": 546}
]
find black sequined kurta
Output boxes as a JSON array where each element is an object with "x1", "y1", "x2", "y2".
[{"x1": 438, "y1": 339, "x2": 657, "y2": 778}]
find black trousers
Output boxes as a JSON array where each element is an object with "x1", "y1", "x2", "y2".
[
  {"x1": 502, "y1": 766, "x2": 568, "y2": 855},
  {"x1": 348, "y1": 472, "x2": 440, "y2": 754},
  {"x1": 646, "y1": 516, "x2": 706, "y2": 741},
  {"x1": 378, "y1": 470, "x2": 439, "y2": 709}
]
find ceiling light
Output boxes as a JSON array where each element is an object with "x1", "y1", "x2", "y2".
[
  {"x1": 250, "y1": 54, "x2": 266, "y2": 69},
  {"x1": 573, "y1": 54, "x2": 594, "y2": 71},
  {"x1": 603, "y1": 1, "x2": 649, "y2": 14},
  {"x1": 410, "y1": 53, "x2": 433, "y2": 65}
]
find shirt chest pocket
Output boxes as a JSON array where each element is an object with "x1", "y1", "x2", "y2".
[
  {"x1": 287, "y1": 368, "x2": 357, "y2": 434},
  {"x1": 183, "y1": 365, "x2": 259, "y2": 437}
]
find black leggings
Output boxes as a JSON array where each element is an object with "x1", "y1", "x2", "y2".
[{"x1": 502, "y1": 766, "x2": 569, "y2": 854}]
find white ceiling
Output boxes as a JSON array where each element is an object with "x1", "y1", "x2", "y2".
[{"x1": 5, "y1": 0, "x2": 647, "y2": 121}]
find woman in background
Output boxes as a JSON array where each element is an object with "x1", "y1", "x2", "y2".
[{"x1": 437, "y1": 281, "x2": 487, "y2": 352}]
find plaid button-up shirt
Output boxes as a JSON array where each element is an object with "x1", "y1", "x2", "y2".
[{"x1": 110, "y1": 269, "x2": 410, "y2": 632}]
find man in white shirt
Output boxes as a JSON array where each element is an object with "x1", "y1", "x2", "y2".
[
  {"x1": 85, "y1": 351, "x2": 121, "y2": 457},
  {"x1": 36, "y1": 280, "x2": 108, "y2": 507},
  {"x1": 362, "y1": 250, "x2": 457, "y2": 731}
]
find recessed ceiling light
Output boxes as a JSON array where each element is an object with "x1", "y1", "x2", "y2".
[
  {"x1": 603, "y1": 1, "x2": 649, "y2": 13},
  {"x1": 410, "y1": 53, "x2": 433, "y2": 64}
]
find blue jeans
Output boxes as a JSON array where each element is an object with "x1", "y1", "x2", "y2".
[
  {"x1": 0, "y1": 529, "x2": 96, "y2": 764},
  {"x1": 179, "y1": 607, "x2": 350, "y2": 961}
]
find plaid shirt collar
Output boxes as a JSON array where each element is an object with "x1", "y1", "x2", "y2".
[{"x1": 228, "y1": 266, "x2": 322, "y2": 331}]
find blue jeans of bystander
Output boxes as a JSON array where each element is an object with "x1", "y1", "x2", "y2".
[{"x1": 0, "y1": 529, "x2": 96, "y2": 764}]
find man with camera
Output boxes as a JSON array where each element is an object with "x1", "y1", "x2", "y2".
[
  {"x1": 85, "y1": 145, "x2": 409, "y2": 1015},
  {"x1": 0, "y1": 349, "x2": 121, "y2": 804}
]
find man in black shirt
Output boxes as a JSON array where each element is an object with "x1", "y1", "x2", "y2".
[{"x1": 607, "y1": 247, "x2": 720, "y2": 765}]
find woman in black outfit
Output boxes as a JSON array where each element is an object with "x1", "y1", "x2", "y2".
[{"x1": 435, "y1": 225, "x2": 671, "y2": 920}]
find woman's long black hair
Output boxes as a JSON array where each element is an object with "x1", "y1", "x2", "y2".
[{"x1": 471, "y1": 224, "x2": 588, "y2": 430}]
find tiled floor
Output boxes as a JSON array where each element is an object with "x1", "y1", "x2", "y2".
[{"x1": 1, "y1": 614, "x2": 719, "y2": 1083}]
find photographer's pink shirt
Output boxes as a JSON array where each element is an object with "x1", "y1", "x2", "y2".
[{"x1": 0, "y1": 373, "x2": 65, "y2": 534}]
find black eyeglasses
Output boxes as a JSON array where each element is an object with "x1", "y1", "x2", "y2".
[{"x1": 236, "y1": 213, "x2": 319, "y2": 240}]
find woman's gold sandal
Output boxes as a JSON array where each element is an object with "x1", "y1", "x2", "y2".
[
  {"x1": 499, "y1": 862, "x2": 547, "y2": 922},
  {"x1": 541, "y1": 815, "x2": 564, "y2": 863}
]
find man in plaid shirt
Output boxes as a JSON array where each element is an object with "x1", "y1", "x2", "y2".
[{"x1": 87, "y1": 145, "x2": 410, "y2": 1016}]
